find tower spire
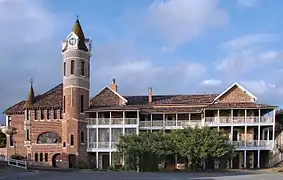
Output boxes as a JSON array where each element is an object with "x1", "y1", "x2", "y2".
[
  {"x1": 23, "y1": 78, "x2": 35, "y2": 109},
  {"x1": 72, "y1": 16, "x2": 85, "y2": 41}
]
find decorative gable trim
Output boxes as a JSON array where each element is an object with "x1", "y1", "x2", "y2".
[
  {"x1": 93, "y1": 86, "x2": 128, "y2": 105},
  {"x1": 106, "y1": 87, "x2": 128, "y2": 104},
  {"x1": 213, "y1": 82, "x2": 257, "y2": 103}
]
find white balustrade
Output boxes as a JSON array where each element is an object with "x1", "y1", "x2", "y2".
[
  {"x1": 87, "y1": 118, "x2": 138, "y2": 125},
  {"x1": 204, "y1": 116, "x2": 273, "y2": 125},
  {"x1": 88, "y1": 142, "x2": 118, "y2": 149},
  {"x1": 0, "y1": 156, "x2": 27, "y2": 170},
  {"x1": 230, "y1": 140, "x2": 274, "y2": 148}
]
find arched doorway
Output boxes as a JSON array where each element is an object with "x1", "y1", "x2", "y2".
[
  {"x1": 52, "y1": 153, "x2": 60, "y2": 167},
  {"x1": 52, "y1": 153, "x2": 69, "y2": 168}
]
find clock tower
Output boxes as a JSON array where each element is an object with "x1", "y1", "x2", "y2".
[{"x1": 61, "y1": 18, "x2": 92, "y2": 168}]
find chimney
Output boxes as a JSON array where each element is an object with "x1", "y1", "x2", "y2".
[
  {"x1": 110, "y1": 78, "x2": 118, "y2": 92},
  {"x1": 148, "y1": 87, "x2": 152, "y2": 103}
]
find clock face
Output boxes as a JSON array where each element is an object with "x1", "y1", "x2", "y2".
[{"x1": 69, "y1": 38, "x2": 76, "y2": 46}]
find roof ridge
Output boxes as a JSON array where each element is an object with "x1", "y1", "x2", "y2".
[{"x1": 36, "y1": 83, "x2": 62, "y2": 100}]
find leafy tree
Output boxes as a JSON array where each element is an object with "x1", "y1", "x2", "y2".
[
  {"x1": 0, "y1": 132, "x2": 6, "y2": 148},
  {"x1": 117, "y1": 126, "x2": 235, "y2": 171}
]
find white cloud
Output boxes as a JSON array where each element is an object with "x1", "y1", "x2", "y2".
[
  {"x1": 0, "y1": 0, "x2": 70, "y2": 120},
  {"x1": 145, "y1": 0, "x2": 229, "y2": 51},
  {"x1": 240, "y1": 80, "x2": 276, "y2": 95},
  {"x1": 216, "y1": 50, "x2": 283, "y2": 73},
  {"x1": 0, "y1": 0, "x2": 59, "y2": 43},
  {"x1": 237, "y1": 0, "x2": 261, "y2": 7},
  {"x1": 201, "y1": 79, "x2": 222, "y2": 86},
  {"x1": 91, "y1": 46, "x2": 207, "y2": 95},
  {"x1": 218, "y1": 34, "x2": 278, "y2": 52},
  {"x1": 216, "y1": 34, "x2": 282, "y2": 74}
]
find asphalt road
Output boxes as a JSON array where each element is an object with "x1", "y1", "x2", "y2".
[{"x1": 1, "y1": 170, "x2": 283, "y2": 180}]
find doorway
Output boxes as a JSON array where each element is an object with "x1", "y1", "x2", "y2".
[
  {"x1": 68, "y1": 154, "x2": 76, "y2": 168},
  {"x1": 102, "y1": 153, "x2": 110, "y2": 169},
  {"x1": 232, "y1": 153, "x2": 240, "y2": 169}
]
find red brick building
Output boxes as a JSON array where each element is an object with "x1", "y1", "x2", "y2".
[{"x1": 1, "y1": 18, "x2": 281, "y2": 169}]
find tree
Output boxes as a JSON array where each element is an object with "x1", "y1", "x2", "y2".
[
  {"x1": 117, "y1": 127, "x2": 235, "y2": 171},
  {"x1": 0, "y1": 132, "x2": 6, "y2": 148}
]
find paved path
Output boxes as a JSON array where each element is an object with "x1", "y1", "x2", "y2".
[{"x1": 1, "y1": 170, "x2": 283, "y2": 180}]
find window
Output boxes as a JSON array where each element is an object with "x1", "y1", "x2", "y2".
[
  {"x1": 40, "y1": 109, "x2": 44, "y2": 119},
  {"x1": 7, "y1": 116, "x2": 11, "y2": 127},
  {"x1": 80, "y1": 61, "x2": 85, "y2": 76},
  {"x1": 44, "y1": 153, "x2": 48, "y2": 162},
  {"x1": 64, "y1": 62, "x2": 66, "y2": 76},
  {"x1": 80, "y1": 131, "x2": 84, "y2": 144},
  {"x1": 40, "y1": 153, "x2": 43, "y2": 162},
  {"x1": 34, "y1": 153, "x2": 38, "y2": 162},
  {"x1": 26, "y1": 129, "x2": 30, "y2": 141},
  {"x1": 60, "y1": 108, "x2": 63, "y2": 119},
  {"x1": 37, "y1": 132, "x2": 61, "y2": 144},
  {"x1": 25, "y1": 109, "x2": 29, "y2": 120},
  {"x1": 34, "y1": 110, "x2": 38, "y2": 120},
  {"x1": 28, "y1": 153, "x2": 31, "y2": 161},
  {"x1": 47, "y1": 109, "x2": 50, "y2": 119},
  {"x1": 53, "y1": 109, "x2": 57, "y2": 119},
  {"x1": 70, "y1": 134, "x2": 74, "y2": 146},
  {"x1": 80, "y1": 95, "x2": 84, "y2": 113},
  {"x1": 63, "y1": 96, "x2": 66, "y2": 113},
  {"x1": 63, "y1": 142, "x2": 66, "y2": 147},
  {"x1": 9, "y1": 135, "x2": 14, "y2": 146},
  {"x1": 71, "y1": 60, "x2": 74, "y2": 75}
]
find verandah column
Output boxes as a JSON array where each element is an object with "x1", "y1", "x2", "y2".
[
  {"x1": 244, "y1": 109, "x2": 247, "y2": 168},
  {"x1": 272, "y1": 109, "x2": 276, "y2": 149},
  {"x1": 122, "y1": 111, "x2": 125, "y2": 166},
  {"x1": 258, "y1": 109, "x2": 261, "y2": 168},
  {"x1": 109, "y1": 111, "x2": 112, "y2": 167},
  {"x1": 96, "y1": 112, "x2": 99, "y2": 169}
]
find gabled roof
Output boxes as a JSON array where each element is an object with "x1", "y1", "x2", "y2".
[
  {"x1": 107, "y1": 87, "x2": 128, "y2": 103},
  {"x1": 3, "y1": 84, "x2": 63, "y2": 115},
  {"x1": 213, "y1": 82, "x2": 257, "y2": 103},
  {"x1": 90, "y1": 87, "x2": 127, "y2": 107},
  {"x1": 152, "y1": 94, "x2": 218, "y2": 105}
]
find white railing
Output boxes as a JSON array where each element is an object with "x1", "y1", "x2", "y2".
[
  {"x1": 88, "y1": 142, "x2": 118, "y2": 149},
  {"x1": 0, "y1": 156, "x2": 27, "y2": 170},
  {"x1": 124, "y1": 118, "x2": 137, "y2": 124},
  {"x1": 139, "y1": 120, "x2": 202, "y2": 128},
  {"x1": 87, "y1": 118, "x2": 138, "y2": 125},
  {"x1": 152, "y1": 120, "x2": 163, "y2": 127},
  {"x1": 230, "y1": 140, "x2": 274, "y2": 148},
  {"x1": 205, "y1": 116, "x2": 273, "y2": 125}
]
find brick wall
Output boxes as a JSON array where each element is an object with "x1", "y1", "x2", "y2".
[
  {"x1": 219, "y1": 86, "x2": 253, "y2": 103},
  {"x1": 6, "y1": 114, "x2": 26, "y2": 158}
]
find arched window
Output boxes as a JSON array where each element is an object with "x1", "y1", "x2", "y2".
[
  {"x1": 37, "y1": 132, "x2": 61, "y2": 144},
  {"x1": 71, "y1": 60, "x2": 74, "y2": 74},
  {"x1": 80, "y1": 60, "x2": 85, "y2": 76},
  {"x1": 70, "y1": 134, "x2": 74, "y2": 146}
]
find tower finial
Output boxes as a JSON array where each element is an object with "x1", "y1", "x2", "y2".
[
  {"x1": 29, "y1": 78, "x2": 33, "y2": 87},
  {"x1": 76, "y1": 14, "x2": 79, "y2": 20}
]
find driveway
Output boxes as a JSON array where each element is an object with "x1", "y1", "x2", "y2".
[{"x1": 1, "y1": 169, "x2": 283, "y2": 180}]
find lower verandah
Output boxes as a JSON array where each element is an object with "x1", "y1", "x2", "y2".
[{"x1": 87, "y1": 150, "x2": 272, "y2": 170}]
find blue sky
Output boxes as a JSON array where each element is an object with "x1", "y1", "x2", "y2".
[{"x1": 1, "y1": 0, "x2": 283, "y2": 122}]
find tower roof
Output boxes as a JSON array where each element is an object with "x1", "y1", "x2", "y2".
[
  {"x1": 72, "y1": 18, "x2": 85, "y2": 41},
  {"x1": 23, "y1": 79, "x2": 35, "y2": 109}
]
